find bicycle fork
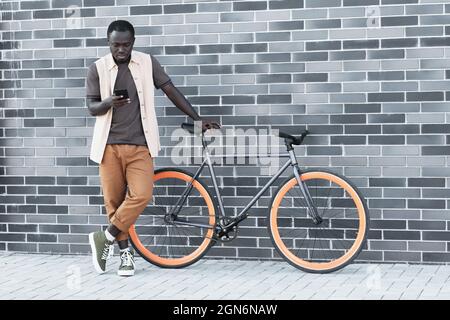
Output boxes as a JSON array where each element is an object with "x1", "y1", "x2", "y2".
[{"x1": 289, "y1": 151, "x2": 323, "y2": 225}]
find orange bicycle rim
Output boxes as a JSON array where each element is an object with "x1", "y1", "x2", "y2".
[
  {"x1": 270, "y1": 171, "x2": 367, "y2": 271},
  {"x1": 129, "y1": 170, "x2": 216, "y2": 267}
]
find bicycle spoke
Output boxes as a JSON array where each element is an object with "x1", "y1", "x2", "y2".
[
  {"x1": 137, "y1": 223, "x2": 166, "y2": 248},
  {"x1": 176, "y1": 224, "x2": 196, "y2": 257},
  {"x1": 328, "y1": 228, "x2": 348, "y2": 253},
  {"x1": 167, "y1": 226, "x2": 173, "y2": 257},
  {"x1": 320, "y1": 185, "x2": 334, "y2": 219},
  {"x1": 317, "y1": 227, "x2": 327, "y2": 260}
]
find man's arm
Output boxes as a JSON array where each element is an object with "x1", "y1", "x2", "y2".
[
  {"x1": 161, "y1": 82, "x2": 200, "y2": 120},
  {"x1": 87, "y1": 96, "x2": 131, "y2": 117},
  {"x1": 87, "y1": 97, "x2": 111, "y2": 116},
  {"x1": 161, "y1": 82, "x2": 220, "y2": 130}
]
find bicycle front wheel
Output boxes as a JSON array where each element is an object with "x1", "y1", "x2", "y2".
[
  {"x1": 268, "y1": 169, "x2": 369, "y2": 273},
  {"x1": 129, "y1": 168, "x2": 217, "y2": 268}
]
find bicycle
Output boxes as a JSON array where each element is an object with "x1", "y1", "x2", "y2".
[{"x1": 129, "y1": 123, "x2": 370, "y2": 273}]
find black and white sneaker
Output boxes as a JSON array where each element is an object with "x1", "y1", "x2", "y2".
[{"x1": 118, "y1": 248, "x2": 135, "y2": 277}]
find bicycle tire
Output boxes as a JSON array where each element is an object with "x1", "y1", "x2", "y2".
[
  {"x1": 268, "y1": 169, "x2": 369, "y2": 273},
  {"x1": 129, "y1": 168, "x2": 218, "y2": 268}
]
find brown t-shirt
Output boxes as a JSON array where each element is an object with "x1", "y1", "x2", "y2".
[{"x1": 86, "y1": 54, "x2": 171, "y2": 146}]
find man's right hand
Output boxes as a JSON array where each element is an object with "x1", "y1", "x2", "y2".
[
  {"x1": 108, "y1": 95, "x2": 131, "y2": 108},
  {"x1": 87, "y1": 95, "x2": 131, "y2": 117}
]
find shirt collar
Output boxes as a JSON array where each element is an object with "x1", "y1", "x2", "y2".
[{"x1": 106, "y1": 51, "x2": 140, "y2": 70}]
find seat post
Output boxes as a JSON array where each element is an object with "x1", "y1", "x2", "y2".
[
  {"x1": 288, "y1": 149, "x2": 298, "y2": 165},
  {"x1": 285, "y1": 139, "x2": 294, "y2": 151}
]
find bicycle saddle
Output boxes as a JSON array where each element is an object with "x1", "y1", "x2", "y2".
[{"x1": 278, "y1": 130, "x2": 309, "y2": 145}]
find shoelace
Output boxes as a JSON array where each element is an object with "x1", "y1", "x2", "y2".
[
  {"x1": 120, "y1": 250, "x2": 135, "y2": 268},
  {"x1": 101, "y1": 243, "x2": 114, "y2": 261}
]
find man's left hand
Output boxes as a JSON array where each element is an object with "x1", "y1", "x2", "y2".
[{"x1": 196, "y1": 118, "x2": 221, "y2": 132}]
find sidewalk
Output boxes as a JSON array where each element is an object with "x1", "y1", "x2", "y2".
[{"x1": 0, "y1": 252, "x2": 449, "y2": 300}]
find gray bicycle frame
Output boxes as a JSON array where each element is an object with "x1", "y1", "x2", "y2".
[{"x1": 171, "y1": 140, "x2": 319, "y2": 230}]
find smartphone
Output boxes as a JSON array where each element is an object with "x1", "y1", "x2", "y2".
[{"x1": 114, "y1": 89, "x2": 129, "y2": 99}]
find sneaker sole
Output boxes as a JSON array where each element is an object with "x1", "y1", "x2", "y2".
[
  {"x1": 89, "y1": 232, "x2": 106, "y2": 274},
  {"x1": 117, "y1": 269, "x2": 135, "y2": 277}
]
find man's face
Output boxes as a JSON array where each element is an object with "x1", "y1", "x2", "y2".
[{"x1": 108, "y1": 30, "x2": 135, "y2": 63}]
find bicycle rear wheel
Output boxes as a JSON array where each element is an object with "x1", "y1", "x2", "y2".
[
  {"x1": 268, "y1": 169, "x2": 369, "y2": 273},
  {"x1": 129, "y1": 168, "x2": 217, "y2": 268}
]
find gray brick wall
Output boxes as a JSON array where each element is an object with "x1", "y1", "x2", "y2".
[{"x1": 1, "y1": 0, "x2": 450, "y2": 264}]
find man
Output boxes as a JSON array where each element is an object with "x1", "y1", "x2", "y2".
[{"x1": 86, "y1": 20, "x2": 219, "y2": 276}]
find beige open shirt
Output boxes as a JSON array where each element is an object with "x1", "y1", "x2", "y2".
[{"x1": 89, "y1": 51, "x2": 161, "y2": 164}]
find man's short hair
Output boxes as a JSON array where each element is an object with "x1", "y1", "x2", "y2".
[{"x1": 107, "y1": 20, "x2": 135, "y2": 39}]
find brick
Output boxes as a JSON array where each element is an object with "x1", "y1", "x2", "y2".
[
  {"x1": 256, "y1": 53, "x2": 290, "y2": 63},
  {"x1": 305, "y1": 0, "x2": 341, "y2": 8},
  {"x1": 21, "y1": 1, "x2": 51, "y2": 9},
  {"x1": 0, "y1": 233, "x2": 25, "y2": 241},
  {"x1": 331, "y1": 136, "x2": 366, "y2": 145},
  {"x1": 368, "y1": 49, "x2": 405, "y2": 60},
  {"x1": 422, "y1": 146, "x2": 450, "y2": 156},
  {"x1": 27, "y1": 234, "x2": 57, "y2": 243},
  {"x1": 423, "y1": 231, "x2": 450, "y2": 241},
  {"x1": 165, "y1": 46, "x2": 197, "y2": 55},
  {"x1": 258, "y1": 95, "x2": 292, "y2": 104},
  {"x1": 129, "y1": 5, "x2": 162, "y2": 15},
  {"x1": 330, "y1": 50, "x2": 365, "y2": 61},
  {"x1": 7, "y1": 243, "x2": 37, "y2": 252},
  {"x1": 35, "y1": 69, "x2": 65, "y2": 78},
  {"x1": 382, "y1": 16, "x2": 418, "y2": 27},
  {"x1": 368, "y1": 71, "x2": 404, "y2": 81},
  {"x1": 307, "y1": 146, "x2": 342, "y2": 155},
  {"x1": 294, "y1": 73, "x2": 327, "y2": 82},
  {"x1": 306, "y1": 40, "x2": 341, "y2": 51},
  {"x1": 39, "y1": 244, "x2": 69, "y2": 253},
  {"x1": 84, "y1": 0, "x2": 114, "y2": 6},
  {"x1": 8, "y1": 224, "x2": 38, "y2": 232},
  {"x1": 385, "y1": 251, "x2": 421, "y2": 262},
  {"x1": 343, "y1": 40, "x2": 379, "y2": 49},
  {"x1": 26, "y1": 196, "x2": 56, "y2": 204},
  {"x1": 201, "y1": 44, "x2": 233, "y2": 54},
  {"x1": 384, "y1": 230, "x2": 420, "y2": 240},
  {"x1": 294, "y1": 52, "x2": 328, "y2": 62},
  {"x1": 306, "y1": 19, "x2": 341, "y2": 29},
  {"x1": 164, "y1": 4, "x2": 196, "y2": 14},
  {"x1": 269, "y1": 0, "x2": 304, "y2": 9},
  {"x1": 234, "y1": 1, "x2": 266, "y2": 11},
  {"x1": 344, "y1": 0, "x2": 379, "y2": 5},
  {"x1": 345, "y1": 125, "x2": 380, "y2": 134},
  {"x1": 424, "y1": 253, "x2": 450, "y2": 262},
  {"x1": 70, "y1": 186, "x2": 99, "y2": 195},
  {"x1": 53, "y1": 39, "x2": 82, "y2": 48},
  {"x1": 409, "y1": 199, "x2": 445, "y2": 209},
  {"x1": 408, "y1": 135, "x2": 444, "y2": 145},
  {"x1": 407, "y1": 91, "x2": 444, "y2": 102},
  {"x1": 330, "y1": 114, "x2": 366, "y2": 124},
  {"x1": 7, "y1": 186, "x2": 37, "y2": 195},
  {"x1": 33, "y1": 10, "x2": 63, "y2": 19},
  {"x1": 410, "y1": 220, "x2": 446, "y2": 231},
  {"x1": 381, "y1": 38, "x2": 418, "y2": 48},
  {"x1": 51, "y1": 0, "x2": 82, "y2": 8},
  {"x1": 369, "y1": 135, "x2": 405, "y2": 145}
]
